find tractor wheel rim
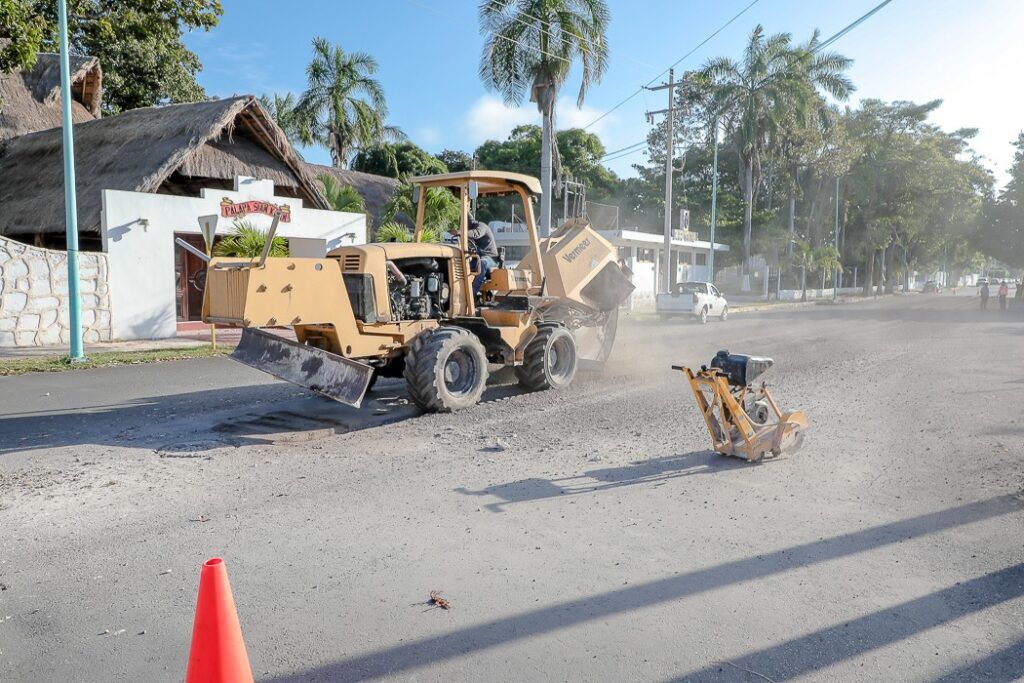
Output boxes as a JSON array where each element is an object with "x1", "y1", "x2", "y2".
[
  {"x1": 548, "y1": 336, "x2": 573, "y2": 380},
  {"x1": 444, "y1": 350, "x2": 476, "y2": 395}
]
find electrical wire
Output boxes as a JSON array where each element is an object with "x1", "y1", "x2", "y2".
[
  {"x1": 601, "y1": 0, "x2": 898, "y2": 165},
  {"x1": 406, "y1": 0, "x2": 568, "y2": 63},
  {"x1": 814, "y1": 0, "x2": 897, "y2": 53},
  {"x1": 580, "y1": 0, "x2": 762, "y2": 131}
]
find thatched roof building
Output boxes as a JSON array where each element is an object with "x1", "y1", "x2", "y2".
[
  {"x1": 0, "y1": 95, "x2": 329, "y2": 244},
  {"x1": 0, "y1": 53, "x2": 102, "y2": 141},
  {"x1": 310, "y1": 164, "x2": 400, "y2": 225}
]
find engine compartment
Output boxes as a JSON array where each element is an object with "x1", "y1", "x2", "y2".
[{"x1": 386, "y1": 257, "x2": 451, "y2": 321}]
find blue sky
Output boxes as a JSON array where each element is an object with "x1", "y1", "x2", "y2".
[{"x1": 185, "y1": 0, "x2": 1024, "y2": 185}]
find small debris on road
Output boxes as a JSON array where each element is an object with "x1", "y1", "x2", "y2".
[
  {"x1": 426, "y1": 591, "x2": 451, "y2": 611},
  {"x1": 159, "y1": 569, "x2": 172, "y2": 576},
  {"x1": 189, "y1": 515, "x2": 210, "y2": 523}
]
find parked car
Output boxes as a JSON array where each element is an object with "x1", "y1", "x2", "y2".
[
  {"x1": 922, "y1": 280, "x2": 942, "y2": 293},
  {"x1": 656, "y1": 281, "x2": 728, "y2": 323}
]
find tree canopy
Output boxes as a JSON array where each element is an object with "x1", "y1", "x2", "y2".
[{"x1": 2, "y1": 0, "x2": 222, "y2": 113}]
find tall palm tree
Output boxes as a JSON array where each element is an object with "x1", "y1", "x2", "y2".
[
  {"x1": 298, "y1": 37, "x2": 404, "y2": 168},
  {"x1": 479, "y1": 0, "x2": 610, "y2": 235},
  {"x1": 259, "y1": 92, "x2": 304, "y2": 147},
  {"x1": 703, "y1": 25, "x2": 852, "y2": 289}
]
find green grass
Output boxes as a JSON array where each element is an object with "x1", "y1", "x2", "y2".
[{"x1": 0, "y1": 346, "x2": 230, "y2": 376}]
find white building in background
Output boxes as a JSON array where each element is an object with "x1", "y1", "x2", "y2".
[
  {"x1": 102, "y1": 176, "x2": 366, "y2": 341},
  {"x1": 491, "y1": 222, "x2": 728, "y2": 307}
]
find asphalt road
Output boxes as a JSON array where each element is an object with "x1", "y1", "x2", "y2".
[{"x1": 1, "y1": 295, "x2": 1022, "y2": 682}]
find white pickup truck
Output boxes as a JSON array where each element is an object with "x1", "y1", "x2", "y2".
[{"x1": 655, "y1": 281, "x2": 729, "y2": 323}]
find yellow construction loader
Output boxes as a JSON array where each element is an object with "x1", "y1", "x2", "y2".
[
  {"x1": 674, "y1": 351, "x2": 808, "y2": 461},
  {"x1": 201, "y1": 171, "x2": 634, "y2": 411}
]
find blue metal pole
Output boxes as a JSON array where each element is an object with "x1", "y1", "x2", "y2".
[
  {"x1": 707, "y1": 114, "x2": 719, "y2": 285},
  {"x1": 58, "y1": 0, "x2": 84, "y2": 359}
]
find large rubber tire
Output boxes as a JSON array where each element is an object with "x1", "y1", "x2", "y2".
[
  {"x1": 516, "y1": 325, "x2": 578, "y2": 391},
  {"x1": 720, "y1": 305, "x2": 728, "y2": 321},
  {"x1": 698, "y1": 306, "x2": 708, "y2": 324},
  {"x1": 404, "y1": 327, "x2": 489, "y2": 412}
]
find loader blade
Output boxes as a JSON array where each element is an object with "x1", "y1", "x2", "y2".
[{"x1": 230, "y1": 328, "x2": 374, "y2": 407}]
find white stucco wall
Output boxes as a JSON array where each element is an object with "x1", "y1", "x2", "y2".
[{"x1": 102, "y1": 177, "x2": 366, "y2": 340}]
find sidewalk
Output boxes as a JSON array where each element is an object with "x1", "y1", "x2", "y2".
[{"x1": 0, "y1": 327, "x2": 240, "y2": 360}]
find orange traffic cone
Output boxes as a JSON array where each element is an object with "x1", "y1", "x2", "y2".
[{"x1": 185, "y1": 558, "x2": 254, "y2": 683}]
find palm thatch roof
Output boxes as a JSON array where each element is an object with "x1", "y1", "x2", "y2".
[
  {"x1": 310, "y1": 164, "x2": 400, "y2": 224},
  {"x1": 0, "y1": 96, "x2": 329, "y2": 236},
  {"x1": 0, "y1": 53, "x2": 102, "y2": 141}
]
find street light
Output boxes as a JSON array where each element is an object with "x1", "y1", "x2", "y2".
[{"x1": 57, "y1": 0, "x2": 84, "y2": 360}]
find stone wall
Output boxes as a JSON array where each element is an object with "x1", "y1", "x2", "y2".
[{"x1": 0, "y1": 235, "x2": 112, "y2": 347}]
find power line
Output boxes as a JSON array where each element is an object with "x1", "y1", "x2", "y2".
[
  {"x1": 581, "y1": 0, "x2": 762, "y2": 131},
  {"x1": 406, "y1": 0, "x2": 568, "y2": 64},
  {"x1": 600, "y1": 139, "x2": 648, "y2": 159},
  {"x1": 603, "y1": 0, "x2": 898, "y2": 166},
  {"x1": 814, "y1": 0, "x2": 896, "y2": 52}
]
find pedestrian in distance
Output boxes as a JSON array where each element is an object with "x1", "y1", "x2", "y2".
[
  {"x1": 998, "y1": 280, "x2": 1009, "y2": 310},
  {"x1": 1015, "y1": 279, "x2": 1023, "y2": 309},
  {"x1": 980, "y1": 281, "x2": 990, "y2": 309}
]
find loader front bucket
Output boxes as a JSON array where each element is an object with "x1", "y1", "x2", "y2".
[{"x1": 230, "y1": 328, "x2": 374, "y2": 407}]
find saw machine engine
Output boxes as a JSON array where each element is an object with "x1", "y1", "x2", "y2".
[{"x1": 386, "y1": 257, "x2": 451, "y2": 321}]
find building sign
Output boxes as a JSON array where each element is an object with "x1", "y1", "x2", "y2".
[{"x1": 220, "y1": 198, "x2": 291, "y2": 222}]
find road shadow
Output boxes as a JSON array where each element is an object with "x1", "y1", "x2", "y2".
[
  {"x1": 668, "y1": 563, "x2": 1024, "y2": 681},
  {"x1": 263, "y1": 495, "x2": 1022, "y2": 682},
  {"x1": 455, "y1": 451, "x2": 753, "y2": 512},
  {"x1": 0, "y1": 372, "x2": 531, "y2": 456}
]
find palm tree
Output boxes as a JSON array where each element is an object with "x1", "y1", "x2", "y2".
[
  {"x1": 319, "y1": 175, "x2": 367, "y2": 214},
  {"x1": 479, "y1": 0, "x2": 610, "y2": 235},
  {"x1": 703, "y1": 26, "x2": 852, "y2": 289},
  {"x1": 298, "y1": 37, "x2": 404, "y2": 168},
  {"x1": 259, "y1": 93, "x2": 304, "y2": 147},
  {"x1": 213, "y1": 220, "x2": 288, "y2": 258},
  {"x1": 382, "y1": 183, "x2": 459, "y2": 239},
  {"x1": 783, "y1": 238, "x2": 815, "y2": 302}
]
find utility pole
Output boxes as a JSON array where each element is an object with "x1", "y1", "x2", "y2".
[
  {"x1": 58, "y1": 0, "x2": 84, "y2": 360},
  {"x1": 708, "y1": 113, "x2": 719, "y2": 285},
  {"x1": 646, "y1": 68, "x2": 678, "y2": 294}
]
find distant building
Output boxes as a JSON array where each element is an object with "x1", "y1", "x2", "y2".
[{"x1": 491, "y1": 222, "x2": 728, "y2": 307}]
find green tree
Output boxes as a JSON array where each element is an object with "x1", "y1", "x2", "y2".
[
  {"x1": 213, "y1": 220, "x2": 288, "y2": 258},
  {"x1": 435, "y1": 149, "x2": 475, "y2": 172},
  {"x1": 259, "y1": 93, "x2": 304, "y2": 147},
  {"x1": 381, "y1": 183, "x2": 460, "y2": 239},
  {"x1": 979, "y1": 133, "x2": 1024, "y2": 268},
  {"x1": 479, "y1": 0, "x2": 610, "y2": 234},
  {"x1": 8, "y1": 0, "x2": 222, "y2": 113},
  {"x1": 0, "y1": 0, "x2": 44, "y2": 73},
  {"x1": 351, "y1": 141, "x2": 448, "y2": 179},
  {"x1": 702, "y1": 26, "x2": 853, "y2": 287},
  {"x1": 298, "y1": 37, "x2": 403, "y2": 168},
  {"x1": 320, "y1": 175, "x2": 367, "y2": 213}
]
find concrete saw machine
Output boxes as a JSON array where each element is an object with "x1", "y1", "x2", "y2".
[{"x1": 674, "y1": 350, "x2": 808, "y2": 461}]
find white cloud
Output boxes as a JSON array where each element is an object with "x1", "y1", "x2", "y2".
[
  {"x1": 465, "y1": 95, "x2": 538, "y2": 146},
  {"x1": 415, "y1": 125, "x2": 442, "y2": 148},
  {"x1": 463, "y1": 95, "x2": 614, "y2": 146}
]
